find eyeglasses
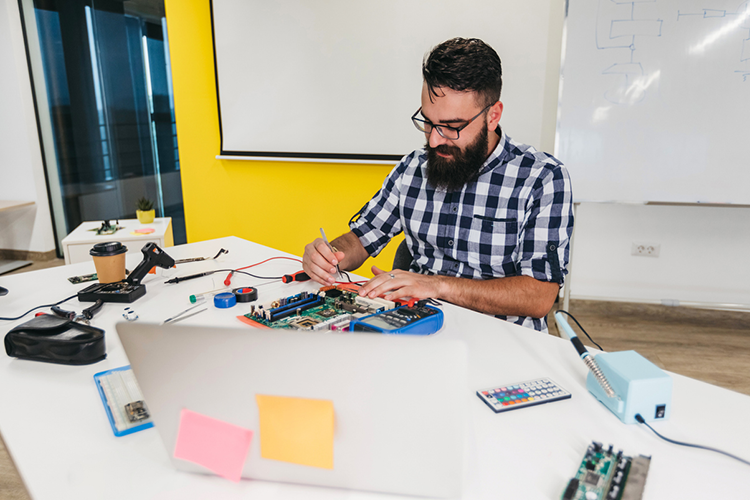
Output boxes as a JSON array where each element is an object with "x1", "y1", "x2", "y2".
[{"x1": 411, "y1": 104, "x2": 492, "y2": 140}]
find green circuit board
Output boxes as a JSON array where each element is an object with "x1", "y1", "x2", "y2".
[
  {"x1": 561, "y1": 442, "x2": 650, "y2": 500},
  {"x1": 240, "y1": 286, "x2": 395, "y2": 331}
]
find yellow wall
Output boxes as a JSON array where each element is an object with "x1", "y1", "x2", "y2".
[{"x1": 164, "y1": 0, "x2": 402, "y2": 278}]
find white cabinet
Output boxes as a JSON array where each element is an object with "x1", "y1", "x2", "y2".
[{"x1": 61, "y1": 218, "x2": 173, "y2": 265}]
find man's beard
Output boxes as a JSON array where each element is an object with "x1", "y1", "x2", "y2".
[{"x1": 425, "y1": 123, "x2": 489, "y2": 191}]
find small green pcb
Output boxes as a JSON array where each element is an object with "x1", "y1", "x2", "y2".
[{"x1": 561, "y1": 442, "x2": 650, "y2": 500}]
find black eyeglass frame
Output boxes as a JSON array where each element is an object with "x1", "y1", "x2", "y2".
[{"x1": 411, "y1": 103, "x2": 493, "y2": 140}]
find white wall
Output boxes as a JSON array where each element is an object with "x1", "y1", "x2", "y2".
[
  {"x1": 0, "y1": 0, "x2": 55, "y2": 253},
  {"x1": 570, "y1": 203, "x2": 750, "y2": 306}
]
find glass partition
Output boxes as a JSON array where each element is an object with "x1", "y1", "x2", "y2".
[{"x1": 26, "y1": 0, "x2": 185, "y2": 250}]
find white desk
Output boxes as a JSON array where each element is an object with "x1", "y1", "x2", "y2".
[
  {"x1": 61, "y1": 218, "x2": 174, "y2": 265},
  {"x1": 1, "y1": 236, "x2": 749, "y2": 499}
]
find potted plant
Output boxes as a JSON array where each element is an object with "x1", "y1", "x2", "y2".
[{"x1": 136, "y1": 197, "x2": 155, "y2": 224}]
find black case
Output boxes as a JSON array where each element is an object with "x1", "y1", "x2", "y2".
[{"x1": 4, "y1": 314, "x2": 106, "y2": 365}]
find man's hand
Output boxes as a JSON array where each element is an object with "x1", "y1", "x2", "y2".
[
  {"x1": 302, "y1": 231, "x2": 370, "y2": 285},
  {"x1": 302, "y1": 238, "x2": 346, "y2": 285},
  {"x1": 358, "y1": 266, "x2": 445, "y2": 301},
  {"x1": 360, "y1": 266, "x2": 559, "y2": 319}
]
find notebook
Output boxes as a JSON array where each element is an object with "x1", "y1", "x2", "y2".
[{"x1": 117, "y1": 322, "x2": 468, "y2": 498}]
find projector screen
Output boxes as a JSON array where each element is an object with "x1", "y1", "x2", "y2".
[{"x1": 211, "y1": 0, "x2": 556, "y2": 162}]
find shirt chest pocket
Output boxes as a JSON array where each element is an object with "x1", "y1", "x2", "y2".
[{"x1": 459, "y1": 212, "x2": 520, "y2": 274}]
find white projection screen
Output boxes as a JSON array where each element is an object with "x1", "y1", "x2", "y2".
[{"x1": 210, "y1": 0, "x2": 556, "y2": 163}]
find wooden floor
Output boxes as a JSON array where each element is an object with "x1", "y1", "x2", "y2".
[{"x1": 1, "y1": 296, "x2": 749, "y2": 499}]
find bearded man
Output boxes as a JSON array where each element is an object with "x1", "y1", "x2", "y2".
[{"x1": 302, "y1": 38, "x2": 574, "y2": 332}]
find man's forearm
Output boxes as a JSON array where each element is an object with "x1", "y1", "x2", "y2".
[
  {"x1": 433, "y1": 274, "x2": 559, "y2": 319},
  {"x1": 330, "y1": 231, "x2": 370, "y2": 272}
]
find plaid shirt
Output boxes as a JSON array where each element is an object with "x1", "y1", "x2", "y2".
[{"x1": 350, "y1": 130, "x2": 574, "y2": 332}]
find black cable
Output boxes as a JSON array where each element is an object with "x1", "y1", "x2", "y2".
[
  {"x1": 555, "y1": 310, "x2": 604, "y2": 351},
  {"x1": 340, "y1": 270, "x2": 353, "y2": 282},
  {"x1": 635, "y1": 414, "x2": 750, "y2": 467},
  {"x1": 0, "y1": 294, "x2": 77, "y2": 321},
  {"x1": 222, "y1": 269, "x2": 283, "y2": 280}
]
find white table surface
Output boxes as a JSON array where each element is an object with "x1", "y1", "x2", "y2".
[{"x1": 1, "y1": 236, "x2": 749, "y2": 499}]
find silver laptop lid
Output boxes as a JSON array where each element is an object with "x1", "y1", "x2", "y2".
[{"x1": 118, "y1": 322, "x2": 467, "y2": 498}]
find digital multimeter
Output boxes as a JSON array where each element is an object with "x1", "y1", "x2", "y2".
[{"x1": 349, "y1": 304, "x2": 443, "y2": 335}]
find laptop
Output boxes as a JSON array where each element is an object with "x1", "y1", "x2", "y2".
[{"x1": 117, "y1": 322, "x2": 468, "y2": 498}]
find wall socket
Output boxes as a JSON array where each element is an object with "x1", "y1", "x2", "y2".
[{"x1": 631, "y1": 242, "x2": 660, "y2": 257}]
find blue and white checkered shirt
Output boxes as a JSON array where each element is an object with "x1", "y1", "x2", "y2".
[{"x1": 350, "y1": 130, "x2": 574, "y2": 331}]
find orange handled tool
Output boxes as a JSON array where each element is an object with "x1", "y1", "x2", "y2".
[{"x1": 281, "y1": 271, "x2": 311, "y2": 284}]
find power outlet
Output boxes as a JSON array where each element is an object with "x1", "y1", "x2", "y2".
[{"x1": 631, "y1": 242, "x2": 660, "y2": 257}]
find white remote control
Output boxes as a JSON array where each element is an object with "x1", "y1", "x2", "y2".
[{"x1": 477, "y1": 377, "x2": 571, "y2": 413}]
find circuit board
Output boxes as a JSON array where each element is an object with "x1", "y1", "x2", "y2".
[
  {"x1": 237, "y1": 285, "x2": 397, "y2": 331},
  {"x1": 561, "y1": 442, "x2": 650, "y2": 500}
]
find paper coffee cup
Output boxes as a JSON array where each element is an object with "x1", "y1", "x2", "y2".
[{"x1": 90, "y1": 242, "x2": 128, "y2": 283}]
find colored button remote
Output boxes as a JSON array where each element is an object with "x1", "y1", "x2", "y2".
[{"x1": 476, "y1": 377, "x2": 571, "y2": 413}]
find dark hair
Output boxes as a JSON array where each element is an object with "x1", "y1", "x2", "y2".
[{"x1": 422, "y1": 38, "x2": 503, "y2": 108}]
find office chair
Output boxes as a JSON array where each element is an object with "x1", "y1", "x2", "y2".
[{"x1": 392, "y1": 240, "x2": 412, "y2": 271}]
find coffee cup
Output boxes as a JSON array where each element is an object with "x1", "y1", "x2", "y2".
[{"x1": 90, "y1": 242, "x2": 128, "y2": 283}]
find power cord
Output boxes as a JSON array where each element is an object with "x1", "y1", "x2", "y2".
[
  {"x1": 555, "y1": 310, "x2": 604, "y2": 351},
  {"x1": 0, "y1": 294, "x2": 77, "y2": 321},
  {"x1": 634, "y1": 414, "x2": 750, "y2": 467}
]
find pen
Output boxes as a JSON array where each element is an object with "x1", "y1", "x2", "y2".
[{"x1": 319, "y1": 228, "x2": 342, "y2": 280}]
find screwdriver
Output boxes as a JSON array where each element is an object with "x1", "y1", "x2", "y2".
[{"x1": 281, "y1": 271, "x2": 311, "y2": 284}]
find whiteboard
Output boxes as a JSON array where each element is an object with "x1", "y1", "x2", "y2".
[
  {"x1": 211, "y1": 0, "x2": 555, "y2": 162},
  {"x1": 557, "y1": 0, "x2": 750, "y2": 204}
]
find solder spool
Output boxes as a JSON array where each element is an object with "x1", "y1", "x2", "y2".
[{"x1": 233, "y1": 287, "x2": 258, "y2": 303}]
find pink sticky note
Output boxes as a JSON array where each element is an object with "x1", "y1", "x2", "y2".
[{"x1": 173, "y1": 409, "x2": 253, "y2": 482}]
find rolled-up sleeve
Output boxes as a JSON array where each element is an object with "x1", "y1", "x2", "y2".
[
  {"x1": 349, "y1": 154, "x2": 414, "y2": 257},
  {"x1": 517, "y1": 163, "x2": 574, "y2": 285}
]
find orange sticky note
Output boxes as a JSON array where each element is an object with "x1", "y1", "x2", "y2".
[
  {"x1": 255, "y1": 394, "x2": 334, "y2": 469},
  {"x1": 173, "y1": 409, "x2": 253, "y2": 482}
]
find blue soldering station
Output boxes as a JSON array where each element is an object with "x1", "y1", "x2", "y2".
[{"x1": 554, "y1": 311, "x2": 673, "y2": 424}]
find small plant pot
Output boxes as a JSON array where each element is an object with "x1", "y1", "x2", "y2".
[{"x1": 136, "y1": 209, "x2": 155, "y2": 224}]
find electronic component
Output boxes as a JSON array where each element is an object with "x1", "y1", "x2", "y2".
[
  {"x1": 349, "y1": 304, "x2": 443, "y2": 335},
  {"x1": 94, "y1": 366, "x2": 153, "y2": 436},
  {"x1": 122, "y1": 307, "x2": 138, "y2": 321},
  {"x1": 89, "y1": 219, "x2": 123, "y2": 236},
  {"x1": 561, "y1": 442, "x2": 651, "y2": 500},
  {"x1": 476, "y1": 378, "x2": 571, "y2": 413},
  {"x1": 67, "y1": 272, "x2": 98, "y2": 284},
  {"x1": 173, "y1": 248, "x2": 228, "y2": 265},
  {"x1": 237, "y1": 286, "x2": 400, "y2": 331},
  {"x1": 124, "y1": 401, "x2": 149, "y2": 422}
]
